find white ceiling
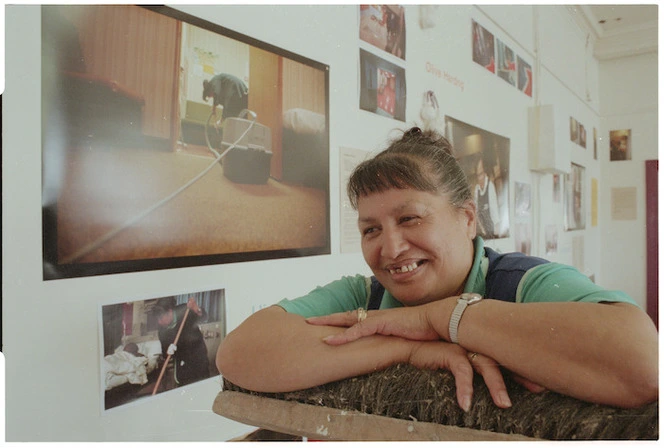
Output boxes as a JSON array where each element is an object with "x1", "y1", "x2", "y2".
[
  {"x1": 574, "y1": 4, "x2": 658, "y2": 60},
  {"x1": 588, "y1": 4, "x2": 658, "y2": 34}
]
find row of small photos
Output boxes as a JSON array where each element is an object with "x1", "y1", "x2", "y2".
[
  {"x1": 471, "y1": 19, "x2": 532, "y2": 97},
  {"x1": 569, "y1": 116, "x2": 587, "y2": 149}
]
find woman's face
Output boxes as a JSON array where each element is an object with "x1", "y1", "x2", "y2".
[
  {"x1": 357, "y1": 188, "x2": 476, "y2": 306},
  {"x1": 157, "y1": 310, "x2": 173, "y2": 327}
]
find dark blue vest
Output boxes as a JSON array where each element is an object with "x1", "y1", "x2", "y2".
[{"x1": 367, "y1": 247, "x2": 549, "y2": 309}]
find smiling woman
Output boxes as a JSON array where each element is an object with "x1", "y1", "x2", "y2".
[
  {"x1": 217, "y1": 127, "x2": 658, "y2": 412},
  {"x1": 356, "y1": 188, "x2": 475, "y2": 306}
]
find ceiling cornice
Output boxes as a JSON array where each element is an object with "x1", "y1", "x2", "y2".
[
  {"x1": 575, "y1": 4, "x2": 603, "y2": 39},
  {"x1": 594, "y1": 26, "x2": 658, "y2": 60},
  {"x1": 568, "y1": 4, "x2": 658, "y2": 61}
]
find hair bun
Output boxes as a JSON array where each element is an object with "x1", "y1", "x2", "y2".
[
  {"x1": 405, "y1": 126, "x2": 422, "y2": 137},
  {"x1": 401, "y1": 126, "x2": 453, "y2": 156}
]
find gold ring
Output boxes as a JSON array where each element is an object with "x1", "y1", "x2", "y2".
[
  {"x1": 468, "y1": 352, "x2": 479, "y2": 361},
  {"x1": 357, "y1": 307, "x2": 367, "y2": 323}
]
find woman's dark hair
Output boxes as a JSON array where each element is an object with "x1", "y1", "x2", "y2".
[{"x1": 347, "y1": 127, "x2": 471, "y2": 209}]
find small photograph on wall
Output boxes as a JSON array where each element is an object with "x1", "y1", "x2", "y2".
[
  {"x1": 100, "y1": 288, "x2": 226, "y2": 411},
  {"x1": 572, "y1": 235, "x2": 585, "y2": 271},
  {"x1": 359, "y1": 5, "x2": 406, "y2": 60},
  {"x1": 553, "y1": 174, "x2": 561, "y2": 203},
  {"x1": 569, "y1": 117, "x2": 579, "y2": 144},
  {"x1": 514, "y1": 182, "x2": 531, "y2": 255},
  {"x1": 472, "y1": 19, "x2": 495, "y2": 73},
  {"x1": 593, "y1": 127, "x2": 598, "y2": 160},
  {"x1": 609, "y1": 129, "x2": 632, "y2": 161},
  {"x1": 41, "y1": 5, "x2": 331, "y2": 280},
  {"x1": 515, "y1": 222, "x2": 531, "y2": 255},
  {"x1": 339, "y1": 146, "x2": 370, "y2": 253},
  {"x1": 570, "y1": 118, "x2": 587, "y2": 148},
  {"x1": 445, "y1": 116, "x2": 510, "y2": 240},
  {"x1": 579, "y1": 124, "x2": 586, "y2": 148},
  {"x1": 564, "y1": 163, "x2": 586, "y2": 231},
  {"x1": 591, "y1": 178, "x2": 598, "y2": 226},
  {"x1": 545, "y1": 224, "x2": 558, "y2": 256},
  {"x1": 360, "y1": 48, "x2": 407, "y2": 121},
  {"x1": 496, "y1": 39, "x2": 516, "y2": 86},
  {"x1": 611, "y1": 186, "x2": 638, "y2": 221},
  {"x1": 516, "y1": 56, "x2": 532, "y2": 97},
  {"x1": 514, "y1": 181, "x2": 531, "y2": 218}
]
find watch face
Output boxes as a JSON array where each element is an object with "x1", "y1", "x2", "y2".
[{"x1": 461, "y1": 293, "x2": 482, "y2": 303}]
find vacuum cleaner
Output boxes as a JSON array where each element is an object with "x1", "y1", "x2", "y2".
[{"x1": 206, "y1": 108, "x2": 273, "y2": 184}]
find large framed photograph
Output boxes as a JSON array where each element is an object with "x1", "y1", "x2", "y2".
[
  {"x1": 100, "y1": 288, "x2": 226, "y2": 411},
  {"x1": 445, "y1": 116, "x2": 510, "y2": 240},
  {"x1": 42, "y1": 5, "x2": 330, "y2": 280},
  {"x1": 564, "y1": 163, "x2": 586, "y2": 231}
]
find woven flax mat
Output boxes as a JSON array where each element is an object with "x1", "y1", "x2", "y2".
[{"x1": 223, "y1": 363, "x2": 658, "y2": 440}]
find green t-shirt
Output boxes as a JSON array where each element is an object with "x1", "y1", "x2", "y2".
[{"x1": 278, "y1": 237, "x2": 637, "y2": 318}]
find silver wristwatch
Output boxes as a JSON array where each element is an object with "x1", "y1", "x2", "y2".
[{"x1": 448, "y1": 293, "x2": 483, "y2": 344}]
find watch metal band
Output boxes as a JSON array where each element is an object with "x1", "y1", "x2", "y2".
[{"x1": 448, "y1": 293, "x2": 482, "y2": 344}]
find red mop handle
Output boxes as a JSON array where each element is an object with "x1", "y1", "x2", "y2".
[{"x1": 152, "y1": 307, "x2": 191, "y2": 396}]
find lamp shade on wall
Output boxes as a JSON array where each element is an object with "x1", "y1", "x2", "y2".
[{"x1": 528, "y1": 105, "x2": 570, "y2": 174}]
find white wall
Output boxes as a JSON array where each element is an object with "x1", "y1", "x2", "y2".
[
  {"x1": 598, "y1": 52, "x2": 658, "y2": 306},
  {"x1": 2, "y1": 4, "x2": 653, "y2": 442}
]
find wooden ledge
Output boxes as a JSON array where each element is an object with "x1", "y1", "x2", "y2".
[{"x1": 213, "y1": 390, "x2": 538, "y2": 441}]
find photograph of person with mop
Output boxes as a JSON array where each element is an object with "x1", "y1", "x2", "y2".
[{"x1": 152, "y1": 297, "x2": 210, "y2": 393}]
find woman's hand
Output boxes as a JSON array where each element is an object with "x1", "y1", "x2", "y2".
[
  {"x1": 306, "y1": 307, "x2": 440, "y2": 344},
  {"x1": 186, "y1": 297, "x2": 202, "y2": 315},
  {"x1": 307, "y1": 309, "x2": 513, "y2": 411},
  {"x1": 466, "y1": 351, "x2": 514, "y2": 408},
  {"x1": 408, "y1": 342, "x2": 513, "y2": 411}
]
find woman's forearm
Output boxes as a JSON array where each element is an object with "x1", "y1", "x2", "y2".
[
  {"x1": 217, "y1": 306, "x2": 412, "y2": 393},
  {"x1": 428, "y1": 299, "x2": 658, "y2": 408}
]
